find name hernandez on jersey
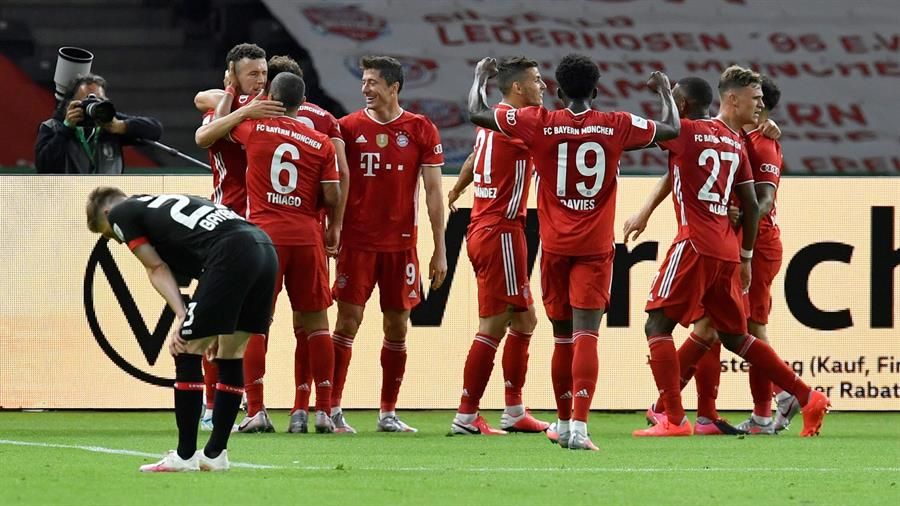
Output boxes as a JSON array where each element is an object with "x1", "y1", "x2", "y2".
[
  {"x1": 659, "y1": 118, "x2": 754, "y2": 263},
  {"x1": 494, "y1": 106, "x2": 656, "y2": 256},
  {"x1": 469, "y1": 103, "x2": 533, "y2": 231},
  {"x1": 339, "y1": 109, "x2": 444, "y2": 252},
  {"x1": 231, "y1": 116, "x2": 339, "y2": 246}
]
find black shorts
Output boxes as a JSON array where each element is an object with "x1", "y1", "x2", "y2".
[{"x1": 180, "y1": 234, "x2": 277, "y2": 340}]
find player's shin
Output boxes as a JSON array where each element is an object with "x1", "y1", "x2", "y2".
[
  {"x1": 292, "y1": 328, "x2": 311, "y2": 413},
  {"x1": 174, "y1": 354, "x2": 204, "y2": 460},
  {"x1": 330, "y1": 331, "x2": 355, "y2": 410},
  {"x1": 551, "y1": 334, "x2": 575, "y2": 421},
  {"x1": 242, "y1": 334, "x2": 267, "y2": 416},
  {"x1": 647, "y1": 335, "x2": 686, "y2": 425},
  {"x1": 571, "y1": 330, "x2": 599, "y2": 423},
  {"x1": 502, "y1": 329, "x2": 531, "y2": 410},
  {"x1": 380, "y1": 338, "x2": 407, "y2": 414},
  {"x1": 307, "y1": 329, "x2": 335, "y2": 414},
  {"x1": 695, "y1": 341, "x2": 722, "y2": 420},
  {"x1": 726, "y1": 334, "x2": 811, "y2": 406},
  {"x1": 205, "y1": 358, "x2": 244, "y2": 458}
]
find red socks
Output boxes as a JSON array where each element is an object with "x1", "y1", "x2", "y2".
[
  {"x1": 201, "y1": 355, "x2": 218, "y2": 409},
  {"x1": 242, "y1": 333, "x2": 267, "y2": 417},
  {"x1": 307, "y1": 329, "x2": 335, "y2": 413},
  {"x1": 293, "y1": 328, "x2": 311, "y2": 413},
  {"x1": 647, "y1": 334, "x2": 685, "y2": 425},
  {"x1": 736, "y1": 335, "x2": 811, "y2": 406},
  {"x1": 458, "y1": 333, "x2": 501, "y2": 414},
  {"x1": 502, "y1": 329, "x2": 531, "y2": 407},
  {"x1": 551, "y1": 334, "x2": 574, "y2": 420},
  {"x1": 695, "y1": 341, "x2": 722, "y2": 420},
  {"x1": 572, "y1": 330, "x2": 599, "y2": 422},
  {"x1": 654, "y1": 333, "x2": 710, "y2": 414},
  {"x1": 380, "y1": 339, "x2": 407, "y2": 412},
  {"x1": 330, "y1": 332, "x2": 354, "y2": 408}
]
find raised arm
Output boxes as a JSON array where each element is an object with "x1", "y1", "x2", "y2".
[
  {"x1": 467, "y1": 57, "x2": 500, "y2": 131},
  {"x1": 194, "y1": 89, "x2": 226, "y2": 113},
  {"x1": 194, "y1": 91, "x2": 284, "y2": 148},
  {"x1": 646, "y1": 71, "x2": 680, "y2": 143},
  {"x1": 623, "y1": 172, "x2": 672, "y2": 244},
  {"x1": 448, "y1": 151, "x2": 476, "y2": 212},
  {"x1": 422, "y1": 166, "x2": 447, "y2": 289}
]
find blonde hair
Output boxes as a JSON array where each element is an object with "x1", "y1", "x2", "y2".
[
  {"x1": 85, "y1": 186, "x2": 126, "y2": 232},
  {"x1": 718, "y1": 65, "x2": 761, "y2": 94}
]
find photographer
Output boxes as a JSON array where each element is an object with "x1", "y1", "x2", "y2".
[{"x1": 35, "y1": 74, "x2": 163, "y2": 174}]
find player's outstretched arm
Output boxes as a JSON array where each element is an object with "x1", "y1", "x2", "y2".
[
  {"x1": 448, "y1": 151, "x2": 476, "y2": 212},
  {"x1": 194, "y1": 89, "x2": 226, "y2": 112},
  {"x1": 467, "y1": 57, "x2": 500, "y2": 131},
  {"x1": 623, "y1": 172, "x2": 672, "y2": 244},
  {"x1": 646, "y1": 71, "x2": 680, "y2": 143},
  {"x1": 423, "y1": 166, "x2": 448, "y2": 289}
]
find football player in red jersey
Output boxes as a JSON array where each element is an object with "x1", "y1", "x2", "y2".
[
  {"x1": 195, "y1": 55, "x2": 350, "y2": 434},
  {"x1": 330, "y1": 56, "x2": 447, "y2": 433},
  {"x1": 228, "y1": 72, "x2": 342, "y2": 433},
  {"x1": 633, "y1": 66, "x2": 829, "y2": 438},
  {"x1": 468, "y1": 54, "x2": 681, "y2": 450},
  {"x1": 446, "y1": 57, "x2": 550, "y2": 436},
  {"x1": 732, "y1": 76, "x2": 800, "y2": 434},
  {"x1": 192, "y1": 43, "x2": 283, "y2": 432}
]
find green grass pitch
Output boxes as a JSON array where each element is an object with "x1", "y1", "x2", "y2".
[{"x1": 1, "y1": 410, "x2": 898, "y2": 505}]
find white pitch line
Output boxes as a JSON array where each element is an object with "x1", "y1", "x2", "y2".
[{"x1": 1, "y1": 439, "x2": 898, "y2": 474}]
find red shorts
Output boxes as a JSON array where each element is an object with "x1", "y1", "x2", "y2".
[
  {"x1": 540, "y1": 248, "x2": 614, "y2": 321},
  {"x1": 274, "y1": 244, "x2": 332, "y2": 312},
  {"x1": 467, "y1": 224, "x2": 533, "y2": 317},
  {"x1": 744, "y1": 251, "x2": 782, "y2": 325},
  {"x1": 645, "y1": 240, "x2": 747, "y2": 336},
  {"x1": 333, "y1": 245, "x2": 421, "y2": 311}
]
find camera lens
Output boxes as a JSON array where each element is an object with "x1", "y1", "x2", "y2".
[{"x1": 84, "y1": 98, "x2": 116, "y2": 124}]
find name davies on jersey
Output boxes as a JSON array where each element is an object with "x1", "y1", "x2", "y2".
[
  {"x1": 560, "y1": 198, "x2": 596, "y2": 210},
  {"x1": 542, "y1": 125, "x2": 614, "y2": 136},
  {"x1": 255, "y1": 123, "x2": 323, "y2": 149}
]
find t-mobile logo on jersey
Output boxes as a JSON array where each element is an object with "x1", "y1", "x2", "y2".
[{"x1": 359, "y1": 152, "x2": 404, "y2": 176}]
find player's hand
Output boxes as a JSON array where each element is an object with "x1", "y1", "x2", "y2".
[
  {"x1": 728, "y1": 205, "x2": 742, "y2": 227},
  {"x1": 475, "y1": 57, "x2": 498, "y2": 80},
  {"x1": 429, "y1": 250, "x2": 448, "y2": 290},
  {"x1": 647, "y1": 71, "x2": 671, "y2": 93},
  {"x1": 760, "y1": 119, "x2": 782, "y2": 140},
  {"x1": 167, "y1": 317, "x2": 188, "y2": 357},
  {"x1": 623, "y1": 212, "x2": 649, "y2": 244},
  {"x1": 64, "y1": 100, "x2": 84, "y2": 127},
  {"x1": 448, "y1": 187, "x2": 465, "y2": 213},
  {"x1": 740, "y1": 259, "x2": 752, "y2": 293},
  {"x1": 240, "y1": 91, "x2": 285, "y2": 119},
  {"x1": 325, "y1": 225, "x2": 341, "y2": 258},
  {"x1": 224, "y1": 61, "x2": 236, "y2": 89}
]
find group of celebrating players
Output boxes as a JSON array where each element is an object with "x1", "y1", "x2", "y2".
[{"x1": 84, "y1": 42, "x2": 830, "y2": 472}]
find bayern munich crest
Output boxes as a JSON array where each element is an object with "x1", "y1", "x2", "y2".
[
  {"x1": 336, "y1": 273, "x2": 349, "y2": 289},
  {"x1": 302, "y1": 5, "x2": 388, "y2": 42},
  {"x1": 396, "y1": 133, "x2": 409, "y2": 147}
]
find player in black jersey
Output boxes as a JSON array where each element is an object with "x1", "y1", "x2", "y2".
[{"x1": 85, "y1": 186, "x2": 278, "y2": 472}]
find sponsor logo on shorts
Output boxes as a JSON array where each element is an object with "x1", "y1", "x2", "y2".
[
  {"x1": 408, "y1": 289, "x2": 418, "y2": 299},
  {"x1": 303, "y1": 5, "x2": 388, "y2": 42},
  {"x1": 336, "y1": 273, "x2": 349, "y2": 289}
]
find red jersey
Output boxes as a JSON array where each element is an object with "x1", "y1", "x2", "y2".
[
  {"x1": 660, "y1": 118, "x2": 754, "y2": 262},
  {"x1": 495, "y1": 106, "x2": 656, "y2": 256},
  {"x1": 665, "y1": 150, "x2": 690, "y2": 243},
  {"x1": 230, "y1": 116, "x2": 339, "y2": 246},
  {"x1": 296, "y1": 101, "x2": 342, "y2": 141},
  {"x1": 470, "y1": 103, "x2": 533, "y2": 231},
  {"x1": 203, "y1": 93, "x2": 255, "y2": 216},
  {"x1": 339, "y1": 108, "x2": 444, "y2": 251},
  {"x1": 744, "y1": 128, "x2": 782, "y2": 251}
]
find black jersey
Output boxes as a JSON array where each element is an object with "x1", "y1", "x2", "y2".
[{"x1": 107, "y1": 194, "x2": 271, "y2": 278}]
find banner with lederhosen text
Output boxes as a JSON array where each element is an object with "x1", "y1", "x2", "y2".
[
  {"x1": 263, "y1": 0, "x2": 900, "y2": 175},
  {"x1": 0, "y1": 175, "x2": 898, "y2": 411}
]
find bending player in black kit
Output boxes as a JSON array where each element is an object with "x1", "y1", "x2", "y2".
[{"x1": 85, "y1": 187, "x2": 277, "y2": 472}]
